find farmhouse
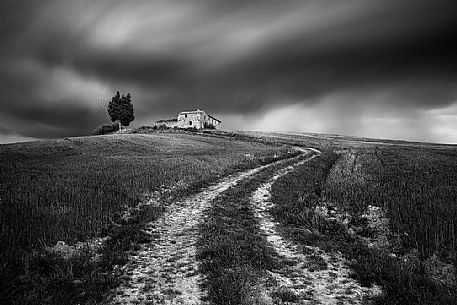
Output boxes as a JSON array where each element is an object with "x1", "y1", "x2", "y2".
[{"x1": 155, "y1": 109, "x2": 221, "y2": 129}]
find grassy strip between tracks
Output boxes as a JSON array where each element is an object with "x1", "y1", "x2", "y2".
[{"x1": 197, "y1": 154, "x2": 315, "y2": 305}]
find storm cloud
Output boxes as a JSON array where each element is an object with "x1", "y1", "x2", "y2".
[{"x1": 1, "y1": 0, "x2": 456, "y2": 143}]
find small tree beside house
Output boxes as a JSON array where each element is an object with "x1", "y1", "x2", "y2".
[{"x1": 108, "y1": 91, "x2": 135, "y2": 130}]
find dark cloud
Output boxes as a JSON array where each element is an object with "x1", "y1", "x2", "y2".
[{"x1": 0, "y1": 0, "x2": 456, "y2": 143}]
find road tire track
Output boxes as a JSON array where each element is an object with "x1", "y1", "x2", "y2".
[
  {"x1": 110, "y1": 150, "x2": 313, "y2": 305},
  {"x1": 250, "y1": 151, "x2": 383, "y2": 305}
]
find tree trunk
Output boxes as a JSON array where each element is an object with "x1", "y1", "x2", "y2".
[{"x1": 119, "y1": 121, "x2": 122, "y2": 132}]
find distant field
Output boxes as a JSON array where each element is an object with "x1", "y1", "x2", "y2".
[
  {"x1": 0, "y1": 132, "x2": 288, "y2": 303},
  {"x1": 241, "y1": 130, "x2": 457, "y2": 150}
]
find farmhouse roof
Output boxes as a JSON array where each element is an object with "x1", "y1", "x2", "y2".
[
  {"x1": 178, "y1": 109, "x2": 221, "y2": 122},
  {"x1": 179, "y1": 109, "x2": 205, "y2": 114},
  {"x1": 207, "y1": 114, "x2": 221, "y2": 122}
]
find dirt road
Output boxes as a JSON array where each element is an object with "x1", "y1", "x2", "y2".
[
  {"x1": 111, "y1": 146, "x2": 381, "y2": 304},
  {"x1": 111, "y1": 149, "x2": 312, "y2": 305}
]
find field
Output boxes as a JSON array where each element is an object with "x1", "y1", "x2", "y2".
[
  {"x1": 1, "y1": 130, "x2": 457, "y2": 304},
  {"x1": 266, "y1": 132, "x2": 457, "y2": 304},
  {"x1": 0, "y1": 132, "x2": 290, "y2": 304}
]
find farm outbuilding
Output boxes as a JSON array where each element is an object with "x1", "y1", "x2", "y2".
[{"x1": 155, "y1": 109, "x2": 221, "y2": 129}]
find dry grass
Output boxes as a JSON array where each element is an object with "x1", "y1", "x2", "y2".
[
  {"x1": 196, "y1": 158, "x2": 303, "y2": 305},
  {"x1": 0, "y1": 132, "x2": 286, "y2": 304}
]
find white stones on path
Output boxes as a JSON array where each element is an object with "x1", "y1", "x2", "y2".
[
  {"x1": 251, "y1": 155, "x2": 383, "y2": 305},
  {"x1": 111, "y1": 150, "x2": 311, "y2": 305}
]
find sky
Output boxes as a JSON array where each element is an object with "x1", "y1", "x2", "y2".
[{"x1": 1, "y1": 0, "x2": 457, "y2": 144}]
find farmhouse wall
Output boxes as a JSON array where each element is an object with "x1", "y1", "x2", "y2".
[{"x1": 177, "y1": 111, "x2": 206, "y2": 129}]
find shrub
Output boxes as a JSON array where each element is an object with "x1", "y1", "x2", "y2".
[
  {"x1": 156, "y1": 124, "x2": 170, "y2": 131},
  {"x1": 91, "y1": 124, "x2": 119, "y2": 135}
]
